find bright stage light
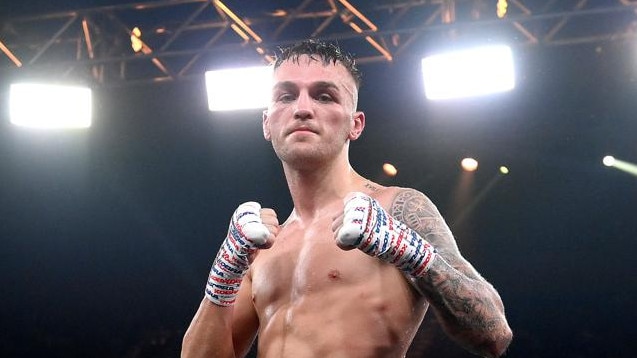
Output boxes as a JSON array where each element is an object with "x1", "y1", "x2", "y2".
[
  {"x1": 497, "y1": 0, "x2": 508, "y2": 18},
  {"x1": 461, "y1": 158, "x2": 479, "y2": 172},
  {"x1": 603, "y1": 155, "x2": 615, "y2": 167},
  {"x1": 383, "y1": 163, "x2": 398, "y2": 177},
  {"x1": 131, "y1": 27, "x2": 143, "y2": 53},
  {"x1": 421, "y1": 45, "x2": 515, "y2": 100},
  {"x1": 9, "y1": 83, "x2": 92, "y2": 129},
  {"x1": 603, "y1": 156, "x2": 637, "y2": 177},
  {"x1": 205, "y1": 65, "x2": 272, "y2": 111}
]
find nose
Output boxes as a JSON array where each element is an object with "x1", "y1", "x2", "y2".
[{"x1": 293, "y1": 92, "x2": 313, "y2": 120}]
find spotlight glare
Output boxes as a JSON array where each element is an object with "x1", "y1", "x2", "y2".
[
  {"x1": 609, "y1": 157, "x2": 637, "y2": 177},
  {"x1": 383, "y1": 163, "x2": 398, "y2": 177},
  {"x1": 9, "y1": 83, "x2": 92, "y2": 129},
  {"x1": 603, "y1": 155, "x2": 615, "y2": 167},
  {"x1": 500, "y1": 166, "x2": 509, "y2": 174},
  {"x1": 461, "y1": 158, "x2": 479, "y2": 172},
  {"x1": 205, "y1": 66, "x2": 272, "y2": 111},
  {"x1": 421, "y1": 45, "x2": 515, "y2": 100}
]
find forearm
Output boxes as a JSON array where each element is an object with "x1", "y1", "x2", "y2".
[
  {"x1": 336, "y1": 189, "x2": 512, "y2": 356},
  {"x1": 415, "y1": 257, "x2": 512, "y2": 358},
  {"x1": 183, "y1": 202, "x2": 271, "y2": 358},
  {"x1": 181, "y1": 298, "x2": 235, "y2": 358},
  {"x1": 182, "y1": 298, "x2": 236, "y2": 358}
]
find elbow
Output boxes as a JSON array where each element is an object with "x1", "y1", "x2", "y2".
[
  {"x1": 481, "y1": 325, "x2": 513, "y2": 358},
  {"x1": 181, "y1": 329, "x2": 235, "y2": 358},
  {"x1": 181, "y1": 329, "x2": 205, "y2": 358},
  {"x1": 181, "y1": 332, "x2": 194, "y2": 358}
]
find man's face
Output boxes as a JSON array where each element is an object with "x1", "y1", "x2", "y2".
[{"x1": 263, "y1": 55, "x2": 364, "y2": 169}]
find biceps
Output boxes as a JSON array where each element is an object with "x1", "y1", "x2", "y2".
[
  {"x1": 389, "y1": 188, "x2": 485, "y2": 281},
  {"x1": 396, "y1": 200, "x2": 478, "y2": 278}
]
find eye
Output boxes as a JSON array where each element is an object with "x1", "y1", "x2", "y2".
[
  {"x1": 277, "y1": 93, "x2": 296, "y2": 103},
  {"x1": 316, "y1": 93, "x2": 334, "y2": 103}
]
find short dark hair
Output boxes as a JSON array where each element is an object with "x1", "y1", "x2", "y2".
[{"x1": 273, "y1": 39, "x2": 362, "y2": 88}]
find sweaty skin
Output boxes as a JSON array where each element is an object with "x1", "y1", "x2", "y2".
[
  {"x1": 248, "y1": 185, "x2": 427, "y2": 357},
  {"x1": 182, "y1": 52, "x2": 511, "y2": 358}
]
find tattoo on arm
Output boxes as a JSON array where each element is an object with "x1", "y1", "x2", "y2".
[
  {"x1": 390, "y1": 188, "x2": 487, "y2": 279},
  {"x1": 390, "y1": 188, "x2": 507, "y2": 344},
  {"x1": 425, "y1": 263, "x2": 501, "y2": 332},
  {"x1": 390, "y1": 189, "x2": 463, "y2": 268}
]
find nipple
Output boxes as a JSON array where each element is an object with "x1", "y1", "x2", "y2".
[{"x1": 328, "y1": 269, "x2": 341, "y2": 281}]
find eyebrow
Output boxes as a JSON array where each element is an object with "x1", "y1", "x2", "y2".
[
  {"x1": 313, "y1": 81, "x2": 339, "y2": 92},
  {"x1": 273, "y1": 80, "x2": 340, "y2": 92}
]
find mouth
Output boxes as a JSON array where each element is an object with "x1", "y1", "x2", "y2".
[{"x1": 288, "y1": 127, "x2": 317, "y2": 135}]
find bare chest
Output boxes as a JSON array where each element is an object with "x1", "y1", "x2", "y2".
[{"x1": 249, "y1": 217, "x2": 387, "y2": 308}]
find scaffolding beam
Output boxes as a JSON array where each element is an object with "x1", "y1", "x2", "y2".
[{"x1": 0, "y1": 0, "x2": 635, "y2": 86}]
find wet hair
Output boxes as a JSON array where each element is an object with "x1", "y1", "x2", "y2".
[{"x1": 273, "y1": 39, "x2": 362, "y2": 88}]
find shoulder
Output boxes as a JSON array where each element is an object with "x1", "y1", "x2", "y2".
[
  {"x1": 376, "y1": 187, "x2": 448, "y2": 230},
  {"x1": 357, "y1": 181, "x2": 442, "y2": 220},
  {"x1": 373, "y1": 186, "x2": 436, "y2": 212}
]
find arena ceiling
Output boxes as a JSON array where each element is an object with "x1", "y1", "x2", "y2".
[{"x1": 1, "y1": 0, "x2": 637, "y2": 85}]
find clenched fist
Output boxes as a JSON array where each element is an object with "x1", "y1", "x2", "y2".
[
  {"x1": 206, "y1": 202, "x2": 279, "y2": 306},
  {"x1": 332, "y1": 192, "x2": 437, "y2": 277}
]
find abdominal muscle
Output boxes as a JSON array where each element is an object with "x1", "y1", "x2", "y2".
[{"x1": 249, "y1": 217, "x2": 429, "y2": 358}]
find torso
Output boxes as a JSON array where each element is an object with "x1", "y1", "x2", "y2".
[{"x1": 248, "y1": 186, "x2": 429, "y2": 357}]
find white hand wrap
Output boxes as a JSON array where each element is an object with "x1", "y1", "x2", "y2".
[
  {"x1": 337, "y1": 193, "x2": 437, "y2": 277},
  {"x1": 205, "y1": 202, "x2": 270, "y2": 306}
]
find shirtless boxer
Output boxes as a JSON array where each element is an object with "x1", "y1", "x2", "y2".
[{"x1": 182, "y1": 40, "x2": 512, "y2": 358}]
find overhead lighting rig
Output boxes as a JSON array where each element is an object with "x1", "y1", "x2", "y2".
[{"x1": 0, "y1": 0, "x2": 635, "y2": 86}]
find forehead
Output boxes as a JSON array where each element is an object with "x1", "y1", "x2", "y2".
[{"x1": 273, "y1": 55, "x2": 356, "y2": 89}]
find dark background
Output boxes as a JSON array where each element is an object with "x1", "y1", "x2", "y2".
[{"x1": 1, "y1": 1, "x2": 636, "y2": 357}]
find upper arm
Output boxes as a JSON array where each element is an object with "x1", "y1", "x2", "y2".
[
  {"x1": 231, "y1": 271, "x2": 260, "y2": 357},
  {"x1": 389, "y1": 188, "x2": 512, "y2": 355},
  {"x1": 388, "y1": 188, "x2": 484, "y2": 281}
]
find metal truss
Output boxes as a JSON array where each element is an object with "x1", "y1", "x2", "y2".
[{"x1": 1, "y1": 0, "x2": 636, "y2": 86}]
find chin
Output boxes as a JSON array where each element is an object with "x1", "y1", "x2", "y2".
[
  {"x1": 283, "y1": 154, "x2": 323, "y2": 170},
  {"x1": 277, "y1": 148, "x2": 330, "y2": 170}
]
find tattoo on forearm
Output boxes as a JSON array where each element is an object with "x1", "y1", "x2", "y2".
[
  {"x1": 390, "y1": 189, "x2": 506, "y2": 339},
  {"x1": 426, "y1": 261, "x2": 501, "y2": 333}
]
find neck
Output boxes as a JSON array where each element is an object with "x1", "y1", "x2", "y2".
[{"x1": 282, "y1": 153, "x2": 363, "y2": 221}]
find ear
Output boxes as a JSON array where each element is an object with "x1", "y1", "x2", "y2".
[
  {"x1": 348, "y1": 111, "x2": 365, "y2": 141},
  {"x1": 262, "y1": 110, "x2": 271, "y2": 141}
]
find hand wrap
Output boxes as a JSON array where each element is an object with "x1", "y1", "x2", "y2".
[
  {"x1": 205, "y1": 202, "x2": 269, "y2": 306},
  {"x1": 337, "y1": 193, "x2": 437, "y2": 277}
]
